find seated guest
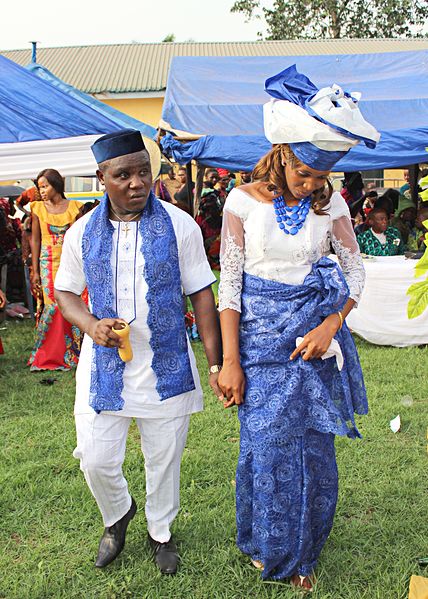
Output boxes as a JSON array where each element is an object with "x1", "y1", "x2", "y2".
[
  {"x1": 357, "y1": 207, "x2": 404, "y2": 256},
  {"x1": 416, "y1": 202, "x2": 428, "y2": 250},
  {"x1": 362, "y1": 190, "x2": 378, "y2": 217},
  {"x1": 373, "y1": 194, "x2": 395, "y2": 219},
  {"x1": 391, "y1": 195, "x2": 418, "y2": 251}
]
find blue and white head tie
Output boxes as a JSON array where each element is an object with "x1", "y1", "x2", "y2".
[{"x1": 263, "y1": 65, "x2": 380, "y2": 171}]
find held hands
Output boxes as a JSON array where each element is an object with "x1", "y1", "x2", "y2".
[
  {"x1": 217, "y1": 360, "x2": 246, "y2": 409},
  {"x1": 290, "y1": 314, "x2": 340, "y2": 361},
  {"x1": 88, "y1": 318, "x2": 125, "y2": 349}
]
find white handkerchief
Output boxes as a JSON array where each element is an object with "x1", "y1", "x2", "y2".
[{"x1": 296, "y1": 337, "x2": 344, "y2": 371}]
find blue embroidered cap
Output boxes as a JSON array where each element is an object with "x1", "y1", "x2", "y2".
[
  {"x1": 91, "y1": 128, "x2": 146, "y2": 163},
  {"x1": 263, "y1": 65, "x2": 380, "y2": 170}
]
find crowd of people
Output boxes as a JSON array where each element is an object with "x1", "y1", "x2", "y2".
[
  {"x1": 340, "y1": 169, "x2": 428, "y2": 257},
  {"x1": 0, "y1": 64, "x2": 427, "y2": 593}
]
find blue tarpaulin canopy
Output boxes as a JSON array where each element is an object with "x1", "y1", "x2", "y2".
[
  {"x1": 160, "y1": 51, "x2": 428, "y2": 171},
  {"x1": 0, "y1": 55, "x2": 156, "y2": 180}
]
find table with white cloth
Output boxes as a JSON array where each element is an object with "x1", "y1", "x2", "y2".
[{"x1": 345, "y1": 255, "x2": 428, "y2": 347}]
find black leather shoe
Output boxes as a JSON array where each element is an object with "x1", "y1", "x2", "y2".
[
  {"x1": 148, "y1": 533, "x2": 179, "y2": 575},
  {"x1": 95, "y1": 498, "x2": 137, "y2": 568}
]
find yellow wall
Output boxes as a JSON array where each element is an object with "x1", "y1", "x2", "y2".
[{"x1": 102, "y1": 97, "x2": 163, "y2": 129}]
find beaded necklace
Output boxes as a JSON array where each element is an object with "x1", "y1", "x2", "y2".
[{"x1": 273, "y1": 195, "x2": 311, "y2": 235}]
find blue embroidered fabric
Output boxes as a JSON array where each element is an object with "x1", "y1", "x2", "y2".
[
  {"x1": 237, "y1": 429, "x2": 338, "y2": 579},
  {"x1": 236, "y1": 257, "x2": 368, "y2": 578},
  {"x1": 239, "y1": 256, "x2": 367, "y2": 444},
  {"x1": 82, "y1": 192, "x2": 195, "y2": 413}
]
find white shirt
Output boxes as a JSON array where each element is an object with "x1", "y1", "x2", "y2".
[
  {"x1": 55, "y1": 201, "x2": 216, "y2": 417},
  {"x1": 218, "y1": 188, "x2": 365, "y2": 312}
]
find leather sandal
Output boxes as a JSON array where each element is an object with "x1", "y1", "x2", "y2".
[{"x1": 290, "y1": 573, "x2": 316, "y2": 592}]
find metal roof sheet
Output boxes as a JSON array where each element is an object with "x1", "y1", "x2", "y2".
[{"x1": 2, "y1": 39, "x2": 428, "y2": 94}]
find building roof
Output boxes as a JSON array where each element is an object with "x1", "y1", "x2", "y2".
[{"x1": 2, "y1": 39, "x2": 428, "y2": 95}]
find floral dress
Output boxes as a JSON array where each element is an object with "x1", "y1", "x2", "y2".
[
  {"x1": 218, "y1": 188, "x2": 368, "y2": 580},
  {"x1": 28, "y1": 200, "x2": 82, "y2": 370}
]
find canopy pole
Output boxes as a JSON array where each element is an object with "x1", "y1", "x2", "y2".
[
  {"x1": 185, "y1": 162, "x2": 194, "y2": 216},
  {"x1": 409, "y1": 164, "x2": 420, "y2": 208},
  {"x1": 194, "y1": 162, "x2": 205, "y2": 218}
]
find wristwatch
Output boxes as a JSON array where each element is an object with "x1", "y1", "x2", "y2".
[{"x1": 209, "y1": 364, "x2": 222, "y2": 374}]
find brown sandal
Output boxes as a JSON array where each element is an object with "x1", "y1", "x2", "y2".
[
  {"x1": 250, "y1": 558, "x2": 264, "y2": 571},
  {"x1": 290, "y1": 573, "x2": 316, "y2": 592}
]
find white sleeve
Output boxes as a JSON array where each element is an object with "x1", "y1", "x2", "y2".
[
  {"x1": 218, "y1": 206, "x2": 245, "y2": 313},
  {"x1": 179, "y1": 221, "x2": 216, "y2": 295},
  {"x1": 54, "y1": 221, "x2": 86, "y2": 295},
  {"x1": 330, "y1": 213, "x2": 365, "y2": 304}
]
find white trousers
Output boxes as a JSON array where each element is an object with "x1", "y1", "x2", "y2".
[{"x1": 73, "y1": 412, "x2": 190, "y2": 543}]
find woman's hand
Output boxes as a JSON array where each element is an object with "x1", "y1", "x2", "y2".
[
  {"x1": 87, "y1": 318, "x2": 124, "y2": 348},
  {"x1": 217, "y1": 360, "x2": 246, "y2": 408},
  {"x1": 290, "y1": 314, "x2": 340, "y2": 361},
  {"x1": 31, "y1": 272, "x2": 41, "y2": 293}
]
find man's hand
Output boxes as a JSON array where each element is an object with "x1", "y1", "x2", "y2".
[
  {"x1": 209, "y1": 372, "x2": 224, "y2": 401},
  {"x1": 217, "y1": 360, "x2": 246, "y2": 408},
  {"x1": 88, "y1": 318, "x2": 124, "y2": 348}
]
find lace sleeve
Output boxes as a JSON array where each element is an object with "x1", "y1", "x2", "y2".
[
  {"x1": 331, "y1": 214, "x2": 365, "y2": 304},
  {"x1": 218, "y1": 208, "x2": 245, "y2": 312}
]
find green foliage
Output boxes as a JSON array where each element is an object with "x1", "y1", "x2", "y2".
[
  {"x1": 231, "y1": 0, "x2": 428, "y2": 39},
  {"x1": 0, "y1": 321, "x2": 427, "y2": 598},
  {"x1": 407, "y1": 242, "x2": 428, "y2": 319},
  {"x1": 162, "y1": 33, "x2": 175, "y2": 42}
]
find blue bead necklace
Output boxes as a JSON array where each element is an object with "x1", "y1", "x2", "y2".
[{"x1": 273, "y1": 195, "x2": 311, "y2": 235}]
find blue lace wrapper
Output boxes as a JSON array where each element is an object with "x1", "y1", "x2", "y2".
[
  {"x1": 236, "y1": 257, "x2": 368, "y2": 578},
  {"x1": 82, "y1": 192, "x2": 195, "y2": 413},
  {"x1": 239, "y1": 256, "x2": 367, "y2": 443}
]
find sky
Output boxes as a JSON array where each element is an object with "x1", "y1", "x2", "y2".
[{"x1": 2, "y1": 0, "x2": 265, "y2": 50}]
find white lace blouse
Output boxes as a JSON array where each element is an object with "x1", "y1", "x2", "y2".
[{"x1": 218, "y1": 188, "x2": 365, "y2": 312}]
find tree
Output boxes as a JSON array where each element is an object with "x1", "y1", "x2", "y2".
[
  {"x1": 230, "y1": 0, "x2": 428, "y2": 39},
  {"x1": 162, "y1": 33, "x2": 176, "y2": 42}
]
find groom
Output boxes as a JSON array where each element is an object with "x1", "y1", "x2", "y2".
[{"x1": 54, "y1": 129, "x2": 222, "y2": 573}]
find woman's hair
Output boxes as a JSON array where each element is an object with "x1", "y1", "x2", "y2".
[
  {"x1": 36, "y1": 169, "x2": 66, "y2": 198},
  {"x1": 251, "y1": 144, "x2": 332, "y2": 214},
  {"x1": 374, "y1": 195, "x2": 394, "y2": 217},
  {"x1": 381, "y1": 188, "x2": 400, "y2": 211}
]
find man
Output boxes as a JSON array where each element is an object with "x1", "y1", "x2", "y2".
[
  {"x1": 162, "y1": 165, "x2": 181, "y2": 198},
  {"x1": 239, "y1": 171, "x2": 252, "y2": 185},
  {"x1": 54, "y1": 129, "x2": 222, "y2": 573},
  {"x1": 174, "y1": 166, "x2": 195, "y2": 207},
  {"x1": 204, "y1": 168, "x2": 220, "y2": 189}
]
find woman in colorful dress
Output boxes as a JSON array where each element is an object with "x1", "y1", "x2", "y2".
[
  {"x1": 29, "y1": 169, "x2": 82, "y2": 370},
  {"x1": 217, "y1": 66, "x2": 380, "y2": 592}
]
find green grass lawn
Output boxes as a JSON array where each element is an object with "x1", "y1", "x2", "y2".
[{"x1": 0, "y1": 321, "x2": 427, "y2": 599}]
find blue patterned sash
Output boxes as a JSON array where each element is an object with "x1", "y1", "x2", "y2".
[
  {"x1": 82, "y1": 192, "x2": 195, "y2": 413},
  {"x1": 239, "y1": 257, "x2": 368, "y2": 440}
]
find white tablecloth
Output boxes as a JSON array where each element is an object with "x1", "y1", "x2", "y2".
[{"x1": 346, "y1": 255, "x2": 428, "y2": 347}]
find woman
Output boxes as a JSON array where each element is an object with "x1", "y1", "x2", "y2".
[
  {"x1": 357, "y1": 207, "x2": 404, "y2": 256},
  {"x1": 28, "y1": 169, "x2": 82, "y2": 370},
  {"x1": 217, "y1": 66, "x2": 379, "y2": 591}
]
